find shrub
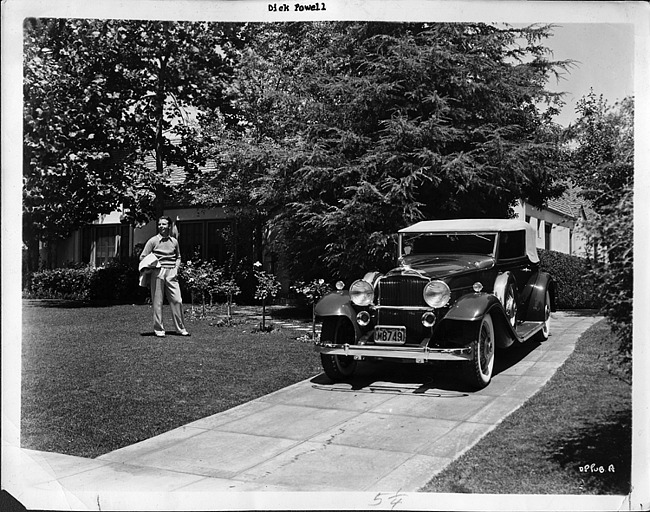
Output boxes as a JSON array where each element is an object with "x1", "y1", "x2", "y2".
[
  {"x1": 25, "y1": 260, "x2": 147, "y2": 303},
  {"x1": 538, "y1": 249, "x2": 603, "y2": 310},
  {"x1": 28, "y1": 266, "x2": 95, "y2": 300},
  {"x1": 584, "y1": 189, "x2": 633, "y2": 372},
  {"x1": 253, "y1": 261, "x2": 281, "y2": 331},
  {"x1": 292, "y1": 278, "x2": 333, "y2": 340},
  {"x1": 91, "y1": 259, "x2": 146, "y2": 302}
]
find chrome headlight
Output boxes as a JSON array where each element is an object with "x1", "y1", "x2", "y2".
[
  {"x1": 423, "y1": 280, "x2": 451, "y2": 308},
  {"x1": 350, "y1": 279, "x2": 374, "y2": 306}
]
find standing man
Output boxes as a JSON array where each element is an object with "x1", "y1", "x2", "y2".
[{"x1": 140, "y1": 216, "x2": 190, "y2": 337}]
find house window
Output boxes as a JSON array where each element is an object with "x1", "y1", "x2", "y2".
[
  {"x1": 177, "y1": 220, "x2": 232, "y2": 264},
  {"x1": 81, "y1": 224, "x2": 130, "y2": 267},
  {"x1": 95, "y1": 226, "x2": 117, "y2": 266},
  {"x1": 178, "y1": 222, "x2": 204, "y2": 261}
]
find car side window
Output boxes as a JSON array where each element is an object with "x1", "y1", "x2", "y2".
[{"x1": 498, "y1": 230, "x2": 526, "y2": 260}]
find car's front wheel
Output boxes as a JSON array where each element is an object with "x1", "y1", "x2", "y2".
[
  {"x1": 466, "y1": 313, "x2": 495, "y2": 389},
  {"x1": 319, "y1": 317, "x2": 357, "y2": 381}
]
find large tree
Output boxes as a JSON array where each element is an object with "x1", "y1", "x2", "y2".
[
  {"x1": 23, "y1": 18, "x2": 237, "y2": 270},
  {"x1": 193, "y1": 22, "x2": 571, "y2": 282}
]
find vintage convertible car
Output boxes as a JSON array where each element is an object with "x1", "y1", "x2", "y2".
[{"x1": 314, "y1": 219, "x2": 555, "y2": 389}]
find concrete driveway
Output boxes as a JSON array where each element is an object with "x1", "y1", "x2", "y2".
[{"x1": 9, "y1": 311, "x2": 601, "y2": 508}]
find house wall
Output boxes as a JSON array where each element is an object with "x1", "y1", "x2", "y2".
[
  {"x1": 134, "y1": 207, "x2": 231, "y2": 246},
  {"x1": 513, "y1": 201, "x2": 577, "y2": 255},
  {"x1": 54, "y1": 206, "x2": 230, "y2": 267}
]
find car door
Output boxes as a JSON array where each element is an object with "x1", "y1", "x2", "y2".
[{"x1": 495, "y1": 230, "x2": 536, "y2": 309}]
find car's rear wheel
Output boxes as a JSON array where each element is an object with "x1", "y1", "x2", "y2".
[
  {"x1": 320, "y1": 317, "x2": 357, "y2": 381},
  {"x1": 504, "y1": 283, "x2": 518, "y2": 329},
  {"x1": 466, "y1": 313, "x2": 495, "y2": 389},
  {"x1": 534, "y1": 290, "x2": 552, "y2": 342}
]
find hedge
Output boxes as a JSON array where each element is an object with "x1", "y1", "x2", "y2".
[
  {"x1": 25, "y1": 260, "x2": 147, "y2": 303},
  {"x1": 538, "y1": 249, "x2": 602, "y2": 310},
  {"x1": 25, "y1": 250, "x2": 602, "y2": 310}
]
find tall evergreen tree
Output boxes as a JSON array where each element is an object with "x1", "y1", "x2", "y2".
[{"x1": 194, "y1": 22, "x2": 571, "y2": 282}]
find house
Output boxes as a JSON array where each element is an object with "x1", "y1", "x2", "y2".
[
  {"x1": 513, "y1": 190, "x2": 593, "y2": 258},
  {"x1": 44, "y1": 155, "x2": 238, "y2": 269},
  {"x1": 48, "y1": 197, "x2": 591, "y2": 274}
]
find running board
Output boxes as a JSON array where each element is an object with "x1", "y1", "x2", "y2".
[{"x1": 516, "y1": 321, "x2": 544, "y2": 341}]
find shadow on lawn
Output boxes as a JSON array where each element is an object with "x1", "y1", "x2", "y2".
[
  {"x1": 559, "y1": 309, "x2": 601, "y2": 317},
  {"x1": 23, "y1": 298, "x2": 147, "y2": 309},
  {"x1": 548, "y1": 407, "x2": 632, "y2": 494}
]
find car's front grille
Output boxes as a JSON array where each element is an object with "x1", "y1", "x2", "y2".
[
  {"x1": 378, "y1": 275, "x2": 428, "y2": 307},
  {"x1": 376, "y1": 275, "x2": 431, "y2": 342}
]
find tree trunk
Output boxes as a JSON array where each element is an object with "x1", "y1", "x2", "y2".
[
  {"x1": 153, "y1": 53, "x2": 168, "y2": 217},
  {"x1": 261, "y1": 298, "x2": 266, "y2": 330}
]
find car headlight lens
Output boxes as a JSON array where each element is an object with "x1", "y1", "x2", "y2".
[
  {"x1": 423, "y1": 280, "x2": 451, "y2": 308},
  {"x1": 350, "y1": 279, "x2": 374, "y2": 306}
]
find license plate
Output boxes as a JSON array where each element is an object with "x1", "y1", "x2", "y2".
[{"x1": 374, "y1": 325, "x2": 407, "y2": 344}]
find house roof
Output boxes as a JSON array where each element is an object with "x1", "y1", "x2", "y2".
[
  {"x1": 142, "y1": 154, "x2": 217, "y2": 187},
  {"x1": 546, "y1": 198, "x2": 582, "y2": 219}
]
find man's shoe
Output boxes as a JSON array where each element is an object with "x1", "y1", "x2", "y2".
[
  {"x1": 154, "y1": 330, "x2": 166, "y2": 337},
  {"x1": 177, "y1": 330, "x2": 190, "y2": 336}
]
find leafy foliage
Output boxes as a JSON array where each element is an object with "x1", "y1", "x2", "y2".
[
  {"x1": 565, "y1": 93, "x2": 633, "y2": 360},
  {"x1": 192, "y1": 22, "x2": 572, "y2": 282},
  {"x1": 253, "y1": 261, "x2": 281, "y2": 331},
  {"x1": 25, "y1": 260, "x2": 146, "y2": 302},
  {"x1": 292, "y1": 278, "x2": 333, "y2": 340},
  {"x1": 537, "y1": 249, "x2": 602, "y2": 310},
  {"x1": 23, "y1": 19, "x2": 236, "y2": 270},
  {"x1": 584, "y1": 190, "x2": 633, "y2": 366},
  {"x1": 179, "y1": 259, "x2": 242, "y2": 318}
]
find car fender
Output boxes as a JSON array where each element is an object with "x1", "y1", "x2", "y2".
[
  {"x1": 315, "y1": 292, "x2": 363, "y2": 340},
  {"x1": 443, "y1": 292, "x2": 503, "y2": 322},
  {"x1": 442, "y1": 293, "x2": 517, "y2": 348},
  {"x1": 524, "y1": 271, "x2": 556, "y2": 321}
]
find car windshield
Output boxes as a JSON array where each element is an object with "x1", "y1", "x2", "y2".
[{"x1": 402, "y1": 232, "x2": 497, "y2": 257}]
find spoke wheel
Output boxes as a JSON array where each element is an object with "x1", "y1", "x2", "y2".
[
  {"x1": 534, "y1": 291, "x2": 552, "y2": 341},
  {"x1": 504, "y1": 283, "x2": 518, "y2": 329},
  {"x1": 466, "y1": 314, "x2": 495, "y2": 389},
  {"x1": 319, "y1": 318, "x2": 357, "y2": 382}
]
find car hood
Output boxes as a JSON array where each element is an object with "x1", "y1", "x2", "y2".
[{"x1": 387, "y1": 254, "x2": 495, "y2": 279}]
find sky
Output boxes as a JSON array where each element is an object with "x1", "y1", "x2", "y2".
[{"x1": 543, "y1": 23, "x2": 635, "y2": 126}]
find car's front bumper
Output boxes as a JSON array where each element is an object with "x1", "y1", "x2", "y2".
[{"x1": 314, "y1": 341, "x2": 472, "y2": 362}]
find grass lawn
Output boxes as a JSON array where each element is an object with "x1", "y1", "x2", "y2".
[
  {"x1": 21, "y1": 300, "x2": 322, "y2": 458},
  {"x1": 421, "y1": 319, "x2": 632, "y2": 495},
  {"x1": 21, "y1": 301, "x2": 631, "y2": 495}
]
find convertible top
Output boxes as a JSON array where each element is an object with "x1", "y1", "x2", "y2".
[{"x1": 399, "y1": 219, "x2": 539, "y2": 263}]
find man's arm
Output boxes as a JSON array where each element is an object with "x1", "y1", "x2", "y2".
[
  {"x1": 140, "y1": 238, "x2": 156, "y2": 261},
  {"x1": 174, "y1": 239, "x2": 182, "y2": 269}
]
